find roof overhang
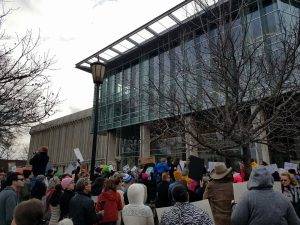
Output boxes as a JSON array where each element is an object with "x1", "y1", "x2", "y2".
[{"x1": 75, "y1": 0, "x2": 217, "y2": 73}]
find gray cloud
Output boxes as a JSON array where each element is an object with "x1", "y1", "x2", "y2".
[
  {"x1": 59, "y1": 36, "x2": 76, "y2": 42},
  {"x1": 92, "y1": 0, "x2": 118, "y2": 8}
]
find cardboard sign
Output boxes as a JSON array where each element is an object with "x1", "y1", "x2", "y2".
[
  {"x1": 265, "y1": 164, "x2": 279, "y2": 174},
  {"x1": 138, "y1": 156, "x2": 156, "y2": 165},
  {"x1": 65, "y1": 164, "x2": 75, "y2": 175},
  {"x1": 284, "y1": 162, "x2": 298, "y2": 172},
  {"x1": 74, "y1": 148, "x2": 84, "y2": 162},
  {"x1": 188, "y1": 155, "x2": 204, "y2": 181},
  {"x1": 156, "y1": 199, "x2": 214, "y2": 223},
  {"x1": 233, "y1": 181, "x2": 282, "y2": 203}
]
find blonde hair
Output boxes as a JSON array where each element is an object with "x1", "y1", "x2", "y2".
[{"x1": 281, "y1": 172, "x2": 298, "y2": 186}]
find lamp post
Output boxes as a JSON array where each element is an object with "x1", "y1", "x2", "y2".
[{"x1": 90, "y1": 60, "x2": 106, "y2": 180}]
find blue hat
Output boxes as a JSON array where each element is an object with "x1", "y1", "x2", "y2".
[{"x1": 123, "y1": 174, "x2": 132, "y2": 183}]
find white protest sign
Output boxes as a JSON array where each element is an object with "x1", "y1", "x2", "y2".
[
  {"x1": 108, "y1": 165, "x2": 114, "y2": 171},
  {"x1": 179, "y1": 160, "x2": 185, "y2": 171},
  {"x1": 233, "y1": 181, "x2": 282, "y2": 203},
  {"x1": 208, "y1": 162, "x2": 224, "y2": 172},
  {"x1": 284, "y1": 162, "x2": 298, "y2": 171},
  {"x1": 123, "y1": 164, "x2": 130, "y2": 173},
  {"x1": 156, "y1": 199, "x2": 214, "y2": 223},
  {"x1": 11, "y1": 165, "x2": 17, "y2": 172},
  {"x1": 131, "y1": 166, "x2": 137, "y2": 172},
  {"x1": 74, "y1": 148, "x2": 84, "y2": 162},
  {"x1": 265, "y1": 164, "x2": 278, "y2": 174},
  {"x1": 65, "y1": 164, "x2": 75, "y2": 175}
]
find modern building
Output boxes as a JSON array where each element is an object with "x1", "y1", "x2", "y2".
[{"x1": 30, "y1": 0, "x2": 300, "y2": 170}]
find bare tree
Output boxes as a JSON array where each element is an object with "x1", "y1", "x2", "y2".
[
  {"x1": 0, "y1": 11, "x2": 59, "y2": 155},
  {"x1": 143, "y1": 0, "x2": 300, "y2": 176}
]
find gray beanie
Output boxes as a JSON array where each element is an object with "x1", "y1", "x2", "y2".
[{"x1": 75, "y1": 177, "x2": 90, "y2": 191}]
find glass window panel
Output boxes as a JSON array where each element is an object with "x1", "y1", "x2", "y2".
[
  {"x1": 130, "y1": 29, "x2": 154, "y2": 44},
  {"x1": 172, "y1": 1, "x2": 202, "y2": 21},
  {"x1": 113, "y1": 40, "x2": 135, "y2": 53}
]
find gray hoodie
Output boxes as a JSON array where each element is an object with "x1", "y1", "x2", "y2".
[
  {"x1": 0, "y1": 186, "x2": 18, "y2": 225},
  {"x1": 231, "y1": 167, "x2": 300, "y2": 225}
]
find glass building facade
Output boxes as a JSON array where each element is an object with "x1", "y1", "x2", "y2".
[{"x1": 92, "y1": 0, "x2": 300, "y2": 166}]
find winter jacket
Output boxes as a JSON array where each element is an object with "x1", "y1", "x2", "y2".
[
  {"x1": 160, "y1": 202, "x2": 214, "y2": 225},
  {"x1": 69, "y1": 191, "x2": 102, "y2": 225},
  {"x1": 154, "y1": 162, "x2": 169, "y2": 175},
  {"x1": 203, "y1": 178, "x2": 234, "y2": 225},
  {"x1": 29, "y1": 152, "x2": 49, "y2": 176},
  {"x1": 282, "y1": 185, "x2": 300, "y2": 218},
  {"x1": 156, "y1": 180, "x2": 171, "y2": 208},
  {"x1": 231, "y1": 167, "x2": 300, "y2": 225},
  {"x1": 122, "y1": 183, "x2": 154, "y2": 225},
  {"x1": 31, "y1": 181, "x2": 47, "y2": 200},
  {"x1": 59, "y1": 190, "x2": 75, "y2": 219},
  {"x1": 96, "y1": 190, "x2": 122, "y2": 223},
  {"x1": 0, "y1": 186, "x2": 18, "y2": 225}
]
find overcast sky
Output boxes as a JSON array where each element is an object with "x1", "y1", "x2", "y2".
[{"x1": 2, "y1": 0, "x2": 183, "y2": 147}]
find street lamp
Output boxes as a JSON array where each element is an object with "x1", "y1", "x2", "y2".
[{"x1": 90, "y1": 60, "x2": 106, "y2": 180}]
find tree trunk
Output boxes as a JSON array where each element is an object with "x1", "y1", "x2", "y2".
[{"x1": 242, "y1": 144, "x2": 252, "y2": 181}]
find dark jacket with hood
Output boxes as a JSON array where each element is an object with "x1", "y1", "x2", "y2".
[
  {"x1": 231, "y1": 167, "x2": 300, "y2": 225},
  {"x1": 96, "y1": 190, "x2": 122, "y2": 223},
  {"x1": 59, "y1": 189, "x2": 75, "y2": 219},
  {"x1": 69, "y1": 191, "x2": 102, "y2": 225},
  {"x1": 29, "y1": 152, "x2": 49, "y2": 176}
]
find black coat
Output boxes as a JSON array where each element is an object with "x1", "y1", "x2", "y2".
[
  {"x1": 155, "y1": 180, "x2": 171, "y2": 208},
  {"x1": 31, "y1": 181, "x2": 46, "y2": 200},
  {"x1": 60, "y1": 190, "x2": 75, "y2": 219},
  {"x1": 69, "y1": 191, "x2": 102, "y2": 225},
  {"x1": 29, "y1": 152, "x2": 49, "y2": 176}
]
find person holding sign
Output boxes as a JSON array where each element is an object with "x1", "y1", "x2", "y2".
[
  {"x1": 203, "y1": 163, "x2": 234, "y2": 225},
  {"x1": 231, "y1": 167, "x2": 300, "y2": 225}
]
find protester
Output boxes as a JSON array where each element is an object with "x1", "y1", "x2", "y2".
[
  {"x1": 0, "y1": 168, "x2": 6, "y2": 192},
  {"x1": 122, "y1": 183, "x2": 154, "y2": 225},
  {"x1": 155, "y1": 172, "x2": 171, "y2": 208},
  {"x1": 203, "y1": 163, "x2": 234, "y2": 225},
  {"x1": 11, "y1": 199, "x2": 45, "y2": 225},
  {"x1": 231, "y1": 167, "x2": 300, "y2": 225},
  {"x1": 0, "y1": 172, "x2": 25, "y2": 225},
  {"x1": 154, "y1": 158, "x2": 169, "y2": 181},
  {"x1": 47, "y1": 184, "x2": 63, "y2": 225},
  {"x1": 19, "y1": 169, "x2": 33, "y2": 202},
  {"x1": 91, "y1": 176, "x2": 105, "y2": 196},
  {"x1": 29, "y1": 146, "x2": 49, "y2": 177},
  {"x1": 31, "y1": 175, "x2": 47, "y2": 200},
  {"x1": 160, "y1": 184, "x2": 214, "y2": 225},
  {"x1": 59, "y1": 177, "x2": 75, "y2": 219},
  {"x1": 281, "y1": 172, "x2": 300, "y2": 218},
  {"x1": 96, "y1": 179, "x2": 123, "y2": 225},
  {"x1": 169, "y1": 158, "x2": 180, "y2": 181},
  {"x1": 69, "y1": 178, "x2": 103, "y2": 225}
]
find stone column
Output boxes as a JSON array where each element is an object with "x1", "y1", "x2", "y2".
[
  {"x1": 251, "y1": 106, "x2": 270, "y2": 164},
  {"x1": 185, "y1": 116, "x2": 199, "y2": 157},
  {"x1": 140, "y1": 124, "x2": 150, "y2": 158},
  {"x1": 106, "y1": 130, "x2": 117, "y2": 164}
]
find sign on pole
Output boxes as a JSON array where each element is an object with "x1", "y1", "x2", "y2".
[{"x1": 74, "y1": 148, "x2": 84, "y2": 162}]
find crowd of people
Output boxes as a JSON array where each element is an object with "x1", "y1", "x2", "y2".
[{"x1": 0, "y1": 146, "x2": 300, "y2": 225}]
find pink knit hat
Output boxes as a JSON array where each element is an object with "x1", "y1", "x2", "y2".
[{"x1": 61, "y1": 177, "x2": 73, "y2": 190}]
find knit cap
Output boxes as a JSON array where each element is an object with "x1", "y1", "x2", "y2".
[
  {"x1": 61, "y1": 177, "x2": 73, "y2": 190},
  {"x1": 123, "y1": 174, "x2": 132, "y2": 183},
  {"x1": 36, "y1": 175, "x2": 45, "y2": 183}
]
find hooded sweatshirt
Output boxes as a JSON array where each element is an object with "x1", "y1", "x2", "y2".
[
  {"x1": 96, "y1": 190, "x2": 122, "y2": 223},
  {"x1": 231, "y1": 167, "x2": 300, "y2": 225},
  {"x1": 122, "y1": 183, "x2": 154, "y2": 225}
]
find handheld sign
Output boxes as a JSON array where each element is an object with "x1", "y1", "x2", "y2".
[
  {"x1": 188, "y1": 155, "x2": 204, "y2": 181},
  {"x1": 74, "y1": 148, "x2": 84, "y2": 162}
]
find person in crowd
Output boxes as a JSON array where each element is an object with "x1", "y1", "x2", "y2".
[
  {"x1": 96, "y1": 179, "x2": 123, "y2": 225},
  {"x1": 169, "y1": 158, "x2": 180, "y2": 181},
  {"x1": 29, "y1": 146, "x2": 49, "y2": 177},
  {"x1": 122, "y1": 183, "x2": 154, "y2": 225},
  {"x1": 181, "y1": 168, "x2": 190, "y2": 186},
  {"x1": 155, "y1": 172, "x2": 171, "y2": 208},
  {"x1": 154, "y1": 158, "x2": 169, "y2": 182},
  {"x1": 112, "y1": 173, "x2": 125, "y2": 225},
  {"x1": 168, "y1": 170, "x2": 186, "y2": 204},
  {"x1": 31, "y1": 175, "x2": 47, "y2": 200},
  {"x1": 281, "y1": 172, "x2": 300, "y2": 218},
  {"x1": 233, "y1": 171, "x2": 243, "y2": 183},
  {"x1": 0, "y1": 168, "x2": 6, "y2": 192},
  {"x1": 250, "y1": 159, "x2": 258, "y2": 168},
  {"x1": 122, "y1": 173, "x2": 133, "y2": 205},
  {"x1": 160, "y1": 184, "x2": 214, "y2": 225},
  {"x1": 231, "y1": 167, "x2": 300, "y2": 225},
  {"x1": 45, "y1": 169, "x2": 55, "y2": 187},
  {"x1": 59, "y1": 177, "x2": 75, "y2": 220},
  {"x1": 69, "y1": 177, "x2": 103, "y2": 225},
  {"x1": 91, "y1": 176, "x2": 105, "y2": 196},
  {"x1": 0, "y1": 172, "x2": 25, "y2": 225},
  {"x1": 47, "y1": 184, "x2": 63, "y2": 225},
  {"x1": 19, "y1": 169, "x2": 32, "y2": 202},
  {"x1": 11, "y1": 199, "x2": 45, "y2": 225},
  {"x1": 203, "y1": 163, "x2": 234, "y2": 225}
]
